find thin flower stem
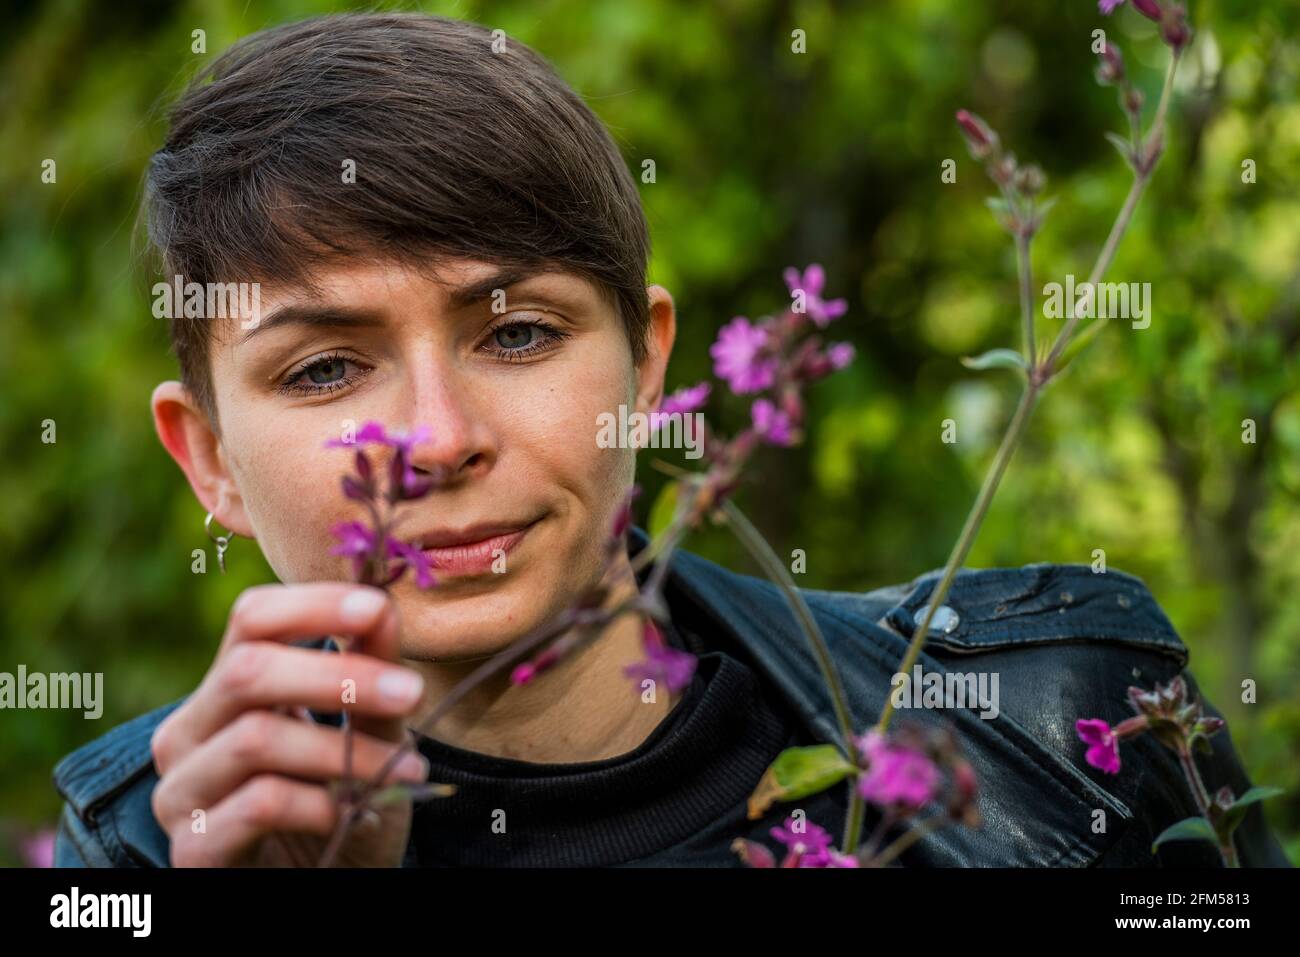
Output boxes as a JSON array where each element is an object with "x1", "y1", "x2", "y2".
[
  {"x1": 1044, "y1": 51, "x2": 1181, "y2": 372},
  {"x1": 876, "y1": 51, "x2": 1183, "y2": 738},
  {"x1": 876, "y1": 383, "x2": 1040, "y2": 733},
  {"x1": 1017, "y1": 230, "x2": 1036, "y2": 364},
  {"x1": 719, "y1": 498, "x2": 866, "y2": 853},
  {"x1": 859, "y1": 808, "x2": 896, "y2": 861},
  {"x1": 1176, "y1": 745, "x2": 1238, "y2": 867},
  {"x1": 870, "y1": 815, "x2": 946, "y2": 867}
]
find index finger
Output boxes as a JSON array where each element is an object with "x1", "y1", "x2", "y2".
[{"x1": 219, "y1": 582, "x2": 401, "y2": 665}]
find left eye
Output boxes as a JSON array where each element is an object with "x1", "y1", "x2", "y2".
[
  {"x1": 483, "y1": 319, "x2": 569, "y2": 361},
  {"x1": 493, "y1": 324, "x2": 541, "y2": 350}
]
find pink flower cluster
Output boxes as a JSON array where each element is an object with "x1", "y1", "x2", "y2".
[
  {"x1": 733, "y1": 816, "x2": 859, "y2": 868},
  {"x1": 1075, "y1": 676, "x2": 1224, "y2": 775},
  {"x1": 657, "y1": 264, "x2": 854, "y2": 452},
  {"x1": 322, "y1": 421, "x2": 441, "y2": 589}
]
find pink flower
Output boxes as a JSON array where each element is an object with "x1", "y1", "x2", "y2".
[
  {"x1": 827, "y1": 342, "x2": 855, "y2": 370},
  {"x1": 386, "y1": 536, "x2": 437, "y2": 589},
  {"x1": 783, "y1": 264, "x2": 848, "y2": 328},
  {"x1": 710, "y1": 317, "x2": 777, "y2": 394},
  {"x1": 751, "y1": 398, "x2": 795, "y2": 447},
  {"x1": 510, "y1": 645, "x2": 563, "y2": 686},
  {"x1": 324, "y1": 420, "x2": 432, "y2": 455},
  {"x1": 21, "y1": 830, "x2": 55, "y2": 868},
  {"x1": 769, "y1": 817, "x2": 858, "y2": 868},
  {"x1": 622, "y1": 620, "x2": 697, "y2": 693},
  {"x1": 855, "y1": 730, "x2": 941, "y2": 809},
  {"x1": 657, "y1": 382, "x2": 711, "y2": 416},
  {"x1": 329, "y1": 520, "x2": 377, "y2": 568},
  {"x1": 1075, "y1": 718, "x2": 1122, "y2": 774},
  {"x1": 328, "y1": 521, "x2": 437, "y2": 589}
]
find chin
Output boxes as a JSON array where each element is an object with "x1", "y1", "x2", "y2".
[{"x1": 393, "y1": 573, "x2": 572, "y2": 663}]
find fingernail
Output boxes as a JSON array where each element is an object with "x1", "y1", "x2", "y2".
[
  {"x1": 340, "y1": 588, "x2": 386, "y2": 626},
  {"x1": 395, "y1": 752, "x2": 429, "y2": 781},
  {"x1": 377, "y1": 668, "x2": 424, "y2": 704}
]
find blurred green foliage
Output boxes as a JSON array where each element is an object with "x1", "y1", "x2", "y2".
[{"x1": 1, "y1": 0, "x2": 1296, "y2": 865}]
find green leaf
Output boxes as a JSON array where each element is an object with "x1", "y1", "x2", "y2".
[
  {"x1": 1105, "y1": 132, "x2": 1136, "y2": 169},
  {"x1": 648, "y1": 479, "x2": 681, "y2": 541},
  {"x1": 984, "y1": 197, "x2": 1012, "y2": 218},
  {"x1": 1152, "y1": 816, "x2": 1219, "y2": 853},
  {"x1": 372, "y1": 781, "x2": 457, "y2": 806},
  {"x1": 747, "y1": 745, "x2": 854, "y2": 819},
  {"x1": 1054, "y1": 317, "x2": 1108, "y2": 373},
  {"x1": 960, "y1": 348, "x2": 1028, "y2": 373},
  {"x1": 1223, "y1": 786, "x2": 1286, "y2": 832},
  {"x1": 1028, "y1": 195, "x2": 1059, "y2": 234}
]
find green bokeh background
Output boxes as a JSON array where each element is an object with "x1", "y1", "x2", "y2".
[{"x1": 1, "y1": 0, "x2": 1297, "y2": 865}]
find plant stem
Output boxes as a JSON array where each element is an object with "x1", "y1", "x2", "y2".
[
  {"x1": 1176, "y1": 744, "x2": 1238, "y2": 867},
  {"x1": 876, "y1": 383, "x2": 1040, "y2": 733},
  {"x1": 1044, "y1": 50, "x2": 1181, "y2": 372},
  {"x1": 1017, "y1": 230, "x2": 1036, "y2": 364},
  {"x1": 720, "y1": 498, "x2": 866, "y2": 853},
  {"x1": 876, "y1": 51, "x2": 1184, "y2": 737},
  {"x1": 871, "y1": 815, "x2": 946, "y2": 867}
]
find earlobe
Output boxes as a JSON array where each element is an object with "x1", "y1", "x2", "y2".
[
  {"x1": 150, "y1": 381, "x2": 255, "y2": 538},
  {"x1": 635, "y1": 285, "x2": 677, "y2": 415}
]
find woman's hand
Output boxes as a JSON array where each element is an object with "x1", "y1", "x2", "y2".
[{"x1": 149, "y1": 582, "x2": 428, "y2": 867}]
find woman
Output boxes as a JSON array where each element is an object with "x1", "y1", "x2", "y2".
[{"x1": 51, "y1": 11, "x2": 1288, "y2": 868}]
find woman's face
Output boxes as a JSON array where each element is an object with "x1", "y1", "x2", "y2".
[{"x1": 155, "y1": 257, "x2": 674, "y2": 661}]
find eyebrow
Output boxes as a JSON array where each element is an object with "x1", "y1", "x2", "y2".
[
  {"x1": 239, "y1": 266, "x2": 577, "y2": 345},
  {"x1": 238, "y1": 305, "x2": 386, "y2": 344}
]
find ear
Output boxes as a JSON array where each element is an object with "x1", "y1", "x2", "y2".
[
  {"x1": 633, "y1": 284, "x2": 677, "y2": 416},
  {"x1": 151, "y1": 381, "x2": 256, "y2": 538}
]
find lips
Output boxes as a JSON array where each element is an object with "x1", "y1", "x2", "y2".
[{"x1": 413, "y1": 519, "x2": 538, "y2": 576}]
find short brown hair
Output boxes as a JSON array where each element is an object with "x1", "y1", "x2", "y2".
[{"x1": 144, "y1": 12, "x2": 651, "y2": 430}]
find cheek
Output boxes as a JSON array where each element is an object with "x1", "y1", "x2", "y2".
[
  {"x1": 225, "y1": 414, "x2": 345, "y2": 582},
  {"x1": 507, "y1": 343, "x2": 635, "y2": 525}
]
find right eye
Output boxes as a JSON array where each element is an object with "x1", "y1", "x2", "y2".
[{"x1": 278, "y1": 352, "x2": 369, "y2": 396}]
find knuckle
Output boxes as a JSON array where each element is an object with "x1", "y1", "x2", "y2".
[
  {"x1": 149, "y1": 718, "x2": 174, "y2": 767},
  {"x1": 227, "y1": 711, "x2": 275, "y2": 763},
  {"x1": 227, "y1": 585, "x2": 274, "y2": 633},
  {"x1": 150, "y1": 778, "x2": 174, "y2": 827},
  {"x1": 236, "y1": 776, "x2": 285, "y2": 827},
  {"x1": 218, "y1": 643, "x2": 267, "y2": 698}
]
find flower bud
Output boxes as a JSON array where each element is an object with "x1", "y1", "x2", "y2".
[
  {"x1": 1159, "y1": 3, "x2": 1192, "y2": 53},
  {"x1": 1114, "y1": 714, "x2": 1150, "y2": 739},
  {"x1": 1122, "y1": 86, "x2": 1144, "y2": 117},
  {"x1": 989, "y1": 153, "x2": 1018, "y2": 188},
  {"x1": 1196, "y1": 715, "x2": 1226, "y2": 736},
  {"x1": 956, "y1": 109, "x2": 1000, "y2": 160},
  {"x1": 1095, "y1": 42, "x2": 1125, "y2": 87},
  {"x1": 1014, "y1": 164, "x2": 1046, "y2": 197},
  {"x1": 1132, "y1": 0, "x2": 1164, "y2": 21}
]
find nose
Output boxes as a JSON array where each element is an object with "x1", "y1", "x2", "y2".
[{"x1": 402, "y1": 365, "x2": 495, "y2": 484}]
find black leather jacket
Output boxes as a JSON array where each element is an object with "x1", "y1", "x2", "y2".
[{"x1": 51, "y1": 534, "x2": 1292, "y2": 867}]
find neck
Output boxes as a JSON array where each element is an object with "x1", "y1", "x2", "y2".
[{"x1": 401, "y1": 555, "x2": 676, "y2": 763}]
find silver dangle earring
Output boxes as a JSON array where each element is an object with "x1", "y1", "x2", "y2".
[{"x1": 204, "y1": 511, "x2": 238, "y2": 574}]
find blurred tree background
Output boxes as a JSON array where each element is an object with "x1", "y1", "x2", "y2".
[{"x1": 1, "y1": 0, "x2": 1296, "y2": 865}]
